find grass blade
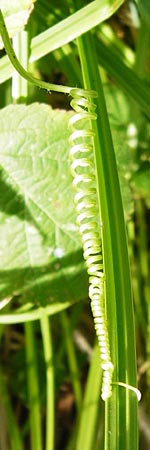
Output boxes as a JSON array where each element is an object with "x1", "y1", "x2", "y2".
[
  {"x1": 76, "y1": 30, "x2": 139, "y2": 450},
  {"x1": 29, "y1": 0, "x2": 124, "y2": 62},
  {"x1": 76, "y1": 343, "x2": 102, "y2": 450}
]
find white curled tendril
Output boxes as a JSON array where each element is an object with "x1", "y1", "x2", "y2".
[{"x1": 69, "y1": 88, "x2": 113, "y2": 401}]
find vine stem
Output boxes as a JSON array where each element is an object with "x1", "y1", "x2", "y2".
[
  {"x1": 40, "y1": 308, "x2": 54, "y2": 450},
  {"x1": 0, "y1": 9, "x2": 72, "y2": 94}
]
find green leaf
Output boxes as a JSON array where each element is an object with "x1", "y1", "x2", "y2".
[
  {"x1": 0, "y1": 0, "x2": 35, "y2": 48},
  {"x1": 0, "y1": 103, "x2": 87, "y2": 305},
  {"x1": 29, "y1": 0, "x2": 124, "y2": 63},
  {"x1": 0, "y1": 101, "x2": 132, "y2": 306}
]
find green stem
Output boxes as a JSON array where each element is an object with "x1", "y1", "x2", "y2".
[
  {"x1": 25, "y1": 322, "x2": 42, "y2": 450},
  {"x1": 76, "y1": 31, "x2": 138, "y2": 450},
  {"x1": 40, "y1": 308, "x2": 54, "y2": 450},
  {"x1": 0, "y1": 300, "x2": 74, "y2": 324},
  {"x1": 12, "y1": 30, "x2": 28, "y2": 100},
  {"x1": 0, "y1": 9, "x2": 71, "y2": 94}
]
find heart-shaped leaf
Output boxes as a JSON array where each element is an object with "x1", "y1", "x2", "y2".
[{"x1": 0, "y1": 103, "x2": 88, "y2": 305}]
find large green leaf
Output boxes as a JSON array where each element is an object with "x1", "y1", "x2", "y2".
[
  {"x1": 0, "y1": 101, "x2": 132, "y2": 306},
  {"x1": 0, "y1": 103, "x2": 87, "y2": 305}
]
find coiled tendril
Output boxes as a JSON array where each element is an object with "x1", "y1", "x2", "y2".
[{"x1": 69, "y1": 88, "x2": 113, "y2": 401}]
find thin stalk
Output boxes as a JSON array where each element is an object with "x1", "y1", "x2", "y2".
[
  {"x1": 0, "y1": 300, "x2": 75, "y2": 324},
  {"x1": 0, "y1": 9, "x2": 71, "y2": 94},
  {"x1": 12, "y1": 31, "x2": 28, "y2": 100},
  {"x1": 25, "y1": 322, "x2": 42, "y2": 450},
  {"x1": 3, "y1": 79, "x2": 12, "y2": 105},
  {"x1": 40, "y1": 308, "x2": 54, "y2": 450},
  {"x1": 76, "y1": 31, "x2": 138, "y2": 450}
]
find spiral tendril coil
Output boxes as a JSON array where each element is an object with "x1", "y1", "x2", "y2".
[{"x1": 69, "y1": 88, "x2": 113, "y2": 401}]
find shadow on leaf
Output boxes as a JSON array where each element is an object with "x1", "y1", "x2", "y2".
[{"x1": 0, "y1": 249, "x2": 88, "y2": 306}]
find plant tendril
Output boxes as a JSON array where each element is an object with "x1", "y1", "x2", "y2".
[
  {"x1": 0, "y1": 9, "x2": 72, "y2": 94},
  {"x1": 69, "y1": 88, "x2": 114, "y2": 400}
]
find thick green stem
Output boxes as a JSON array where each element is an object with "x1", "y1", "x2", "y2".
[{"x1": 76, "y1": 31, "x2": 139, "y2": 450}]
